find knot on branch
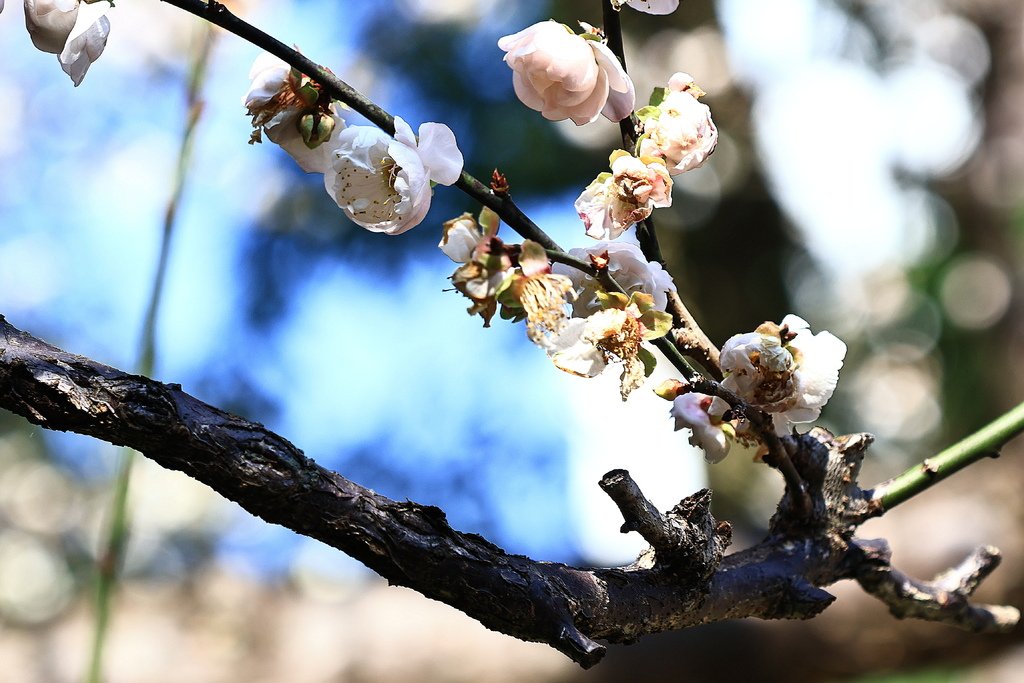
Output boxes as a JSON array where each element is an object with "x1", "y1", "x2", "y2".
[
  {"x1": 599, "y1": 470, "x2": 730, "y2": 581},
  {"x1": 850, "y1": 539, "x2": 1020, "y2": 633},
  {"x1": 771, "y1": 429, "x2": 873, "y2": 540}
]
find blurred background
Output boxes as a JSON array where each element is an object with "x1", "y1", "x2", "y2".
[{"x1": 1, "y1": 0, "x2": 1023, "y2": 680}]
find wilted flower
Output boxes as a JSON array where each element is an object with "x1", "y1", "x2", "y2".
[
  {"x1": 59, "y1": 13, "x2": 109, "y2": 87},
  {"x1": 244, "y1": 52, "x2": 346, "y2": 173},
  {"x1": 498, "y1": 20, "x2": 635, "y2": 126},
  {"x1": 575, "y1": 150, "x2": 672, "y2": 240},
  {"x1": 499, "y1": 240, "x2": 575, "y2": 346},
  {"x1": 638, "y1": 72, "x2": 718, "y2": 175},
  {"x1": 549, "y1": 291, "x2": 672, "y2": 400},
  {"x1": 720, "y1": 314, "x2": 846, "y2": 435},
  {"x1": 325, "y1": 117, "x2": 463, "y2": 235},
  {"x1": 441, "y1": 209, "x2": 513, "y2": 326},
  {"x1": 553, "y1": 240, "x2": 676, "y2": 316},
  {"x1": 611, "y1": 0, "x2": 679, "y2": 14},
  {"x1": 24, "y1": 0, "x2": 79, "y2": 54},
  {"x1": 671, "y1": 393, "x2": 730, "y2": 463}
]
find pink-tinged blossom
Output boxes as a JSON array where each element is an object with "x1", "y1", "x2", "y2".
[
  {"x1": 638, "y1": 72, "x2": 718, "y2": 175},
  {"x1": 613, "y1": 0, "x2": 679, "y2": 14},
  {"x1": 671, "y1": 393, "x2": 730, "y2": 463},
  {"x1": 552, "y1": 241, "x2": 676, "y2": 316},
  {"x1": 59, "y1": 14, "x2": 109, "y2": 86},
  {"x1": 720, "y1": 315, "x2": 847, "y2": 435},
  {"x1": 325, "y1": 117, "x2": 463, "y2": 235},
  {"x1": 575, "y1": 151, "x2": 672, "y2": 240},
  {"x1": 244, "y1": 52, "x2": 346, "y2": 173},
  {"x1": 498, "y1": 20, "x2": 635, "y2": 126},
  {"x1": 24, "y1": 0, "x2": 79, "y2": 54}
]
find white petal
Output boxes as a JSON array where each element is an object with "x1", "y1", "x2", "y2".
[
  {"x1": 24, "y1": 0, "x2": 79, "y2": 54},
  {"x1": 392, "y1": 116, "x2": 417, "y2": 149},
  {"x1": 58, "y1": 13, "x2": 108, "y2": 86},
  {"x1": 416, "y1": 122, "x2": 463, "y2": 186},
  {"x1": 626, "y1": 0, "x2": 679, "y2": 15}
]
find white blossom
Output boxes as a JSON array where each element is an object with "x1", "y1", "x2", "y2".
[
  {"x1": 243, "y1": 52, "x2": 345, "y2": 173},
  {"x1": 575, "y1": 151, "x2": 672, "y2": 240},
  {"x1": 59, "y1": 14, "x2": 109, "y2": 86},
  {"x1": 639, "y1": 72, "x2": 718, "y2": 175},
  {"x1": 720, "y1": 315, "x2": 847, "y2": 435},
  {"x1": 438, "y1": 213, "x2": 482, "y2": 263},
  {"x1": 498, "y1": 20, "x2": 635, "y2": 126},
  {"x1": 24, "y1": 0, "x2": 79, "y2": 54},
  {"x1": 671, "y1": 393, "x2": 730, "y2": 463},
  {"x1": 325, "y1": 117, "x2": 463, "y2": 235},
  {"x1": 553, "y1": 241, "x2": 676, "y2": 316}
]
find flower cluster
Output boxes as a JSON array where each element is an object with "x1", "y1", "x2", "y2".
[
  {"x1": 243, "y1": 53, "x2": 464, "y2": 236},
  {"x1": 658, "y1": 316, "x2": 846, "y2": 463},
  {"x1": 14, "y1": 0, "x2": 111, "y2": 86}
]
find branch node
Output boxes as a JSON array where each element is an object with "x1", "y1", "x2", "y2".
[
  {"x1": 557, "y1": 624, "x2": 606, "y2": 669},
  {"x1": 599, "y1": 471, "x2": 727, "y2": 579}
]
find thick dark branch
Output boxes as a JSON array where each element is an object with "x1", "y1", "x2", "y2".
[
  {"x1": 852, "y1": 539, "x2": 1020, "y2": 632},
  {"x1": 0, "y1": 317, "x2": 1016, "y2": 667}
]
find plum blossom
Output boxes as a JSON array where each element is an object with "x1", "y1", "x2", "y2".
[
  {"x1": 498, "y1": 20, "x2": 635, "y2": 126},
  {"x1": 440, "y1": 209, "x2": 514, "y2": 326},
  {"x1": 638, "y1": 72, "x2": 718, "y2": 175},
  {"x1": 244, "y1": 52, "x2": 346, "y2": 173},
  {"x1": 720, "y1": 315, "x2": 847, "y2": 435},
  {"x1": 671, "y1": 393, "x2": 730, "y2": 463},
  {"x1": 552, "y1": 240, "x2": 676, "y2": 316},
  {"x1": 576, "y1": 150, "x2": 672, "y2": 240},
  {"x1": 24, "y1": 0, "x2": 79, "y2": 54},
  {"x1": 548, "y1": 291, "x2": 672, "y2": 400},
  {"x1": 325, "y1": 117, "x2": 463, "y2": 235},
  {"x1": 612, "y1": 0, "x2": 679, "y2": 14}
]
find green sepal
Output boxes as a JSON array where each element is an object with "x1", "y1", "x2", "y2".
[
  {"x1": 608, "y1": 149, "x2": 631, "y2": 166},
  {"x1": 635, "y1": 105, "x2": 660, "y2": 122},
  {"x1": 596, "y1": 290, "x2": 629, "y2": 311},
  {"x1": 638, "y1": 346, "x2": 658, "y2": 377},
  {"x1": 627, "y1": 291, "x2": 656, "y2": 314},
  {"x1": 648, "y1": 87, "x2": 667, "y2": 108},
  {"x1": 296, "y1": 82, "x2": 319, "y2": 108},
  {"x1": 479, "y1": 207, "x2": 501, "y2": 236},
  {"x1": 641, "y1": 309, "x2": 674, "y2": 340}
]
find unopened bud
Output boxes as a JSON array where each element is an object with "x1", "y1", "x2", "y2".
[{"x1": 654, "y1": 379, "x2": 688, "y2": 401}]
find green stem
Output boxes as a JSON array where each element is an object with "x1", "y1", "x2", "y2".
[
  {"x1": 869, "y1": 400, "x2": 1024, "y2": 513},
  {"x1": 85, "y1": 23, "x2": 215, "y2": 683}
]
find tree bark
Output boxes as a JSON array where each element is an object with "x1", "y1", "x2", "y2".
[{"x1": 0, "y1": 316, "x2": 1014, "y2": 668}]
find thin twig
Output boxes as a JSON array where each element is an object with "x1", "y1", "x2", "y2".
[{"x1": 865, "y1": 400, "x2": 1024, "y2": 516}]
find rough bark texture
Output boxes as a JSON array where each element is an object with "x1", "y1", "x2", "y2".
[{"x1": 0, "y1": 317, "x2": 1015, "y2": 668}]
